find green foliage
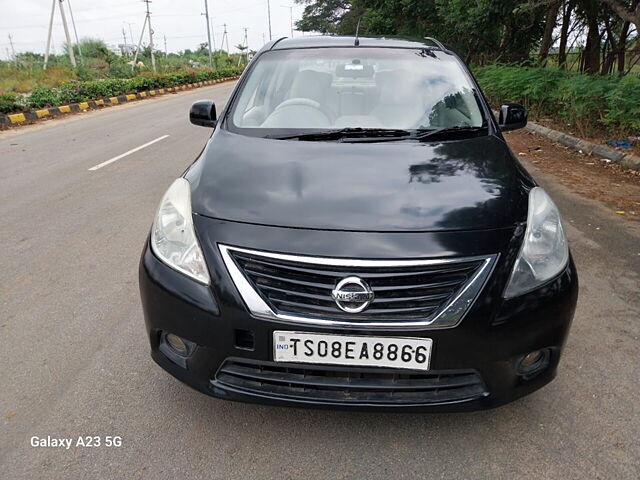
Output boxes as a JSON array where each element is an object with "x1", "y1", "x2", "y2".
[
  {"x1": 603, "y1": 75, "x2": 640, "y2": 131},
  {"x1": 0, "y1": 92, "x2": 24, "y2": 114},
  {"x1": 475, "y1": 64, "x2": 640, "y2": 136},
  {"x1": 296, "y1": 0, "x2": 548, "y2": 62},
  {"x1": 27, "y1": 86, "x2": 62, "y2": 108},
  {"x1": 0, "y1": 64, "x2": 77, "y2": 93},
  {"x1": 19, "y1": 67, "x2": 243, "y2": 110},
  {"x1": 57, "y1": 79, "x2": 129, "y2": 104},
  {"x1": 296, "y1": 0, "x2": 351, "y2": 33},
  {"x1": 474, "y1": 64, "x2": 568, "y2": 116},
  {"x1": 554, "y1": 73, "x2": 615, "y2": 134},
  {"x1": 73, "y1": 38, "x2": 115, "y2": 62}
]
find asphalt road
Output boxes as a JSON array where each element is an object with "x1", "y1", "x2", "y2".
[{"x1": 1, "y1": 82, "x2": 639, "y2": 480}]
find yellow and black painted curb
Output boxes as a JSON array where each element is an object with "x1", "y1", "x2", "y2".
[{"x1": 0, "y1": 76, "x2": 240, "y2": 127}]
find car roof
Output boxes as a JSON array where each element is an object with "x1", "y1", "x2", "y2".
[{"x1": 266, "y1": 35, "x2": 444, "y2": 51}]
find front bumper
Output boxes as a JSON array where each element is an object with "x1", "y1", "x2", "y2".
[{"x1": 139, "y1": 220, "x2": 578, "y2": 412}]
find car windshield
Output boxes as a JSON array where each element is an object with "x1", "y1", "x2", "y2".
[{"x1": 228, "y1": 47, "x2": 485, "y2": 137}]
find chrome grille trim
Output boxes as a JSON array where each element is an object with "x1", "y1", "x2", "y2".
[{"x1": 219, "y1": 244, "x2": 497, "y2": 330}]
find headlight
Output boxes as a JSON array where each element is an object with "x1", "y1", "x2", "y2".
[
  {"x1": 151, "y1": 178, "x2": 210, "y2": 285},
  {"x1": 504, "y1": 187, "x2": 568, "y2": 298}
]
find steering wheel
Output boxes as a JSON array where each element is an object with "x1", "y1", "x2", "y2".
[
  {"x1": 275, "y1": 97, "x2": 323, "y2": 111},
  {"x1": 275, "y1": 97, "x2": 334, "y2": 121},
  {"x1": 260, "y1": 97, "x2": 331, "y2": 128}
]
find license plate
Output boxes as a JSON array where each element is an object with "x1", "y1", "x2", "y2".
[{"x1": 273, "y1": 331, "x2": 432, "y2": 371}]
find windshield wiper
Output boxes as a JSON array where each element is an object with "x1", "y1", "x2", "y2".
[
  {"x1": 412, "y1": 125, "x2": 487, "y2": 141},
  {"x1": 265, "y1": 125, "x2": 486, "y2": 142},
  {"x1": 266, "y1": 128, "x2": 413, "y2": 141}
]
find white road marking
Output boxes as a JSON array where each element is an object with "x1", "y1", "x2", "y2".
[{"x1": 88, "y1": 134, "x2": 170, "y2": 171}]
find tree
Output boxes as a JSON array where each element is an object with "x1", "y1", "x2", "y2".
[
  {"x1": 598, "y1": 0, "x2": 640, "y2": 28},
  {"x1": 296, "y1": 0, "x2": 351, "y2": 33},
  {"x1": 296, "y1": 0, "x2": 547, "y2": 63},
  {"x1": 294, "y1": 0, "x2": 638, "y2": 72},
  {"x1": 557, "y1": 0, "x2": 577, "y2": 68},
  {"x1": 539, "y1": 0, "x2": 563, "y2": 63}
]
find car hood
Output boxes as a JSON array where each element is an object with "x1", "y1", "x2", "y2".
[{"x1": 188, "y1": 129, "x2": 528, "y2": 232}]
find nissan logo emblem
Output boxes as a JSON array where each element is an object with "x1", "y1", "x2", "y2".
[{"x1": 331, "y1": 276, "x2": 374, "y2": 313}]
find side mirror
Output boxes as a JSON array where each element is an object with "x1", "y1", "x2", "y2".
[
  {"x1": 189, "y1": 100, "x2": 217, "y2": 128},
  {"x1": 498, "y1": 103, "x2": 527, "y2": 131}
]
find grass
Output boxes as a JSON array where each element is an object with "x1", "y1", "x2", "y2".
[{"x1": 0, "y1": 66, "x2": 77, "y2": 93}]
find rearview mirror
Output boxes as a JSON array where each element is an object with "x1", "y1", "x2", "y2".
[
  {"x1": 498, "y1": 103, "x2": 527, "y2": 131},
  {"x1": 190, "y1": 100, "x2": 217, "y2": 128}
]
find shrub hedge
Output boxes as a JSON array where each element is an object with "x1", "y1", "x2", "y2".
[
  {"x1": 1, "y1": 66, "x2": 243, "y2": 113},
  {"x1": 0, "y1": 92, "x2": 23, "y2": 114},
  {"x1": 474, "y1": 64, "x2": 640, "y2": 136}
]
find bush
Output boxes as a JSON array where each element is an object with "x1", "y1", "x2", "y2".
[
  {"x1": 57, "y1": 79, "x2": 128, "y2": 103},
  {"x1": 554, "y1": 73, "x2": 617, "y2": 135},
  {"x1": 16, "y1": 66, "x2": 243, "y2": 112},
  {"x1": 475, "y1": 64, "x2": 640, "y2": 136},
  {"x1": 27, "y1": 86, "x2": 61, "y2": 108},
  {"x1": 475, "y1": 65, "x2": 568, "y2": 117},
  {"x1": 0, "y1": 92, "x2": 24, "y2": 113},
  {"x1": 603, "y1": 74, "x2": 640, "y2": 132}
]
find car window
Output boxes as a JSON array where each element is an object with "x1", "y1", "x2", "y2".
[{"x1": 229, "y1": 47, "x2": 484, "y2": 134}]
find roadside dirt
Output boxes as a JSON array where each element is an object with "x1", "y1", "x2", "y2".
[
  {"x1": 504, "y1": 129, "x2": 640, "y2": 221},
  {"x1": 533, "y1": 117, "x2": 640, "y2": 156}
]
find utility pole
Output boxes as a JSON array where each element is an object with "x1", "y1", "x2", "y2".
[
  {"x1": 122, "y1": 28, "x2": 128, "y2": 56},
  {"x1": 66, "y1": 0, "x2": 83, "y2": 63},
  {"x1": 132, "y1": 15, "x2": 148, "y2": 71},
  {"x1": 8, "y1": 34, "x2": 16, "y2": 65},
  {"x1": 44, "y1": 0, "x2": 56, "y2": 69},
  {"x1": 203, "y1": 0, "x2": 214, "y2": 70},
  {"x1": 267, "y1": 0, "x2": 272, "y2": 41},
  {"x1": 58, "y1": 0, "x2": 77, "y2": 67},
  {"x1": 210, "y1": 18, "x2": 217, "y2": 52},
  {"x1": 281, "y1": 5, "x2": 293, "y2": 37},
  {"x1": 124, "y1": 21, "x2": 135, "y2": 47},
  {"x1": 238, "y1": 27, "x2": 248, "y2": 66},
  {"x1": 221, "y1": 23, "x2": 229, "y2": 54},
  {"x1": 164, "y1": 35, "x2": 167, "y2": 58},
  {"x1": 143, "y1": 0, "x2": 156, "y2": 72}
]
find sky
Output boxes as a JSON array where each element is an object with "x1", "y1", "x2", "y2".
[{"x1": 0, "y1": 0, "x2": 307, "y2": 60}]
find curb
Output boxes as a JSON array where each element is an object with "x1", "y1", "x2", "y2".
[
  {"x1": 525, "y1": 121, "x2": 640, "y2": 171},
  {"x1": 0, "y1": 76, "x2": 241, "y2": 128}
]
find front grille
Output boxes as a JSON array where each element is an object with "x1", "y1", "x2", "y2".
[
  {"x1": 229, "y1": 249, "x2": 488, "y2": 322},
  {"x1": 214, "y1": 359, "x2": 488, "y2": 405}
]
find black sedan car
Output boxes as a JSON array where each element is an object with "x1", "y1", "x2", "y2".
[{"x1": 139, "y1": 36, "x2": 578, "y2": 411}]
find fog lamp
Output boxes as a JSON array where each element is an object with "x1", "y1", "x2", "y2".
[
  {"x1": 521, "y1": 350, "x2": 543, "y2": 368},
  {"x1": 517, "y1": 348, "x2": 550, "y2": 377},
  {"x1": 165, "y1": 333, "x2": 190, "y2": 356}
]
